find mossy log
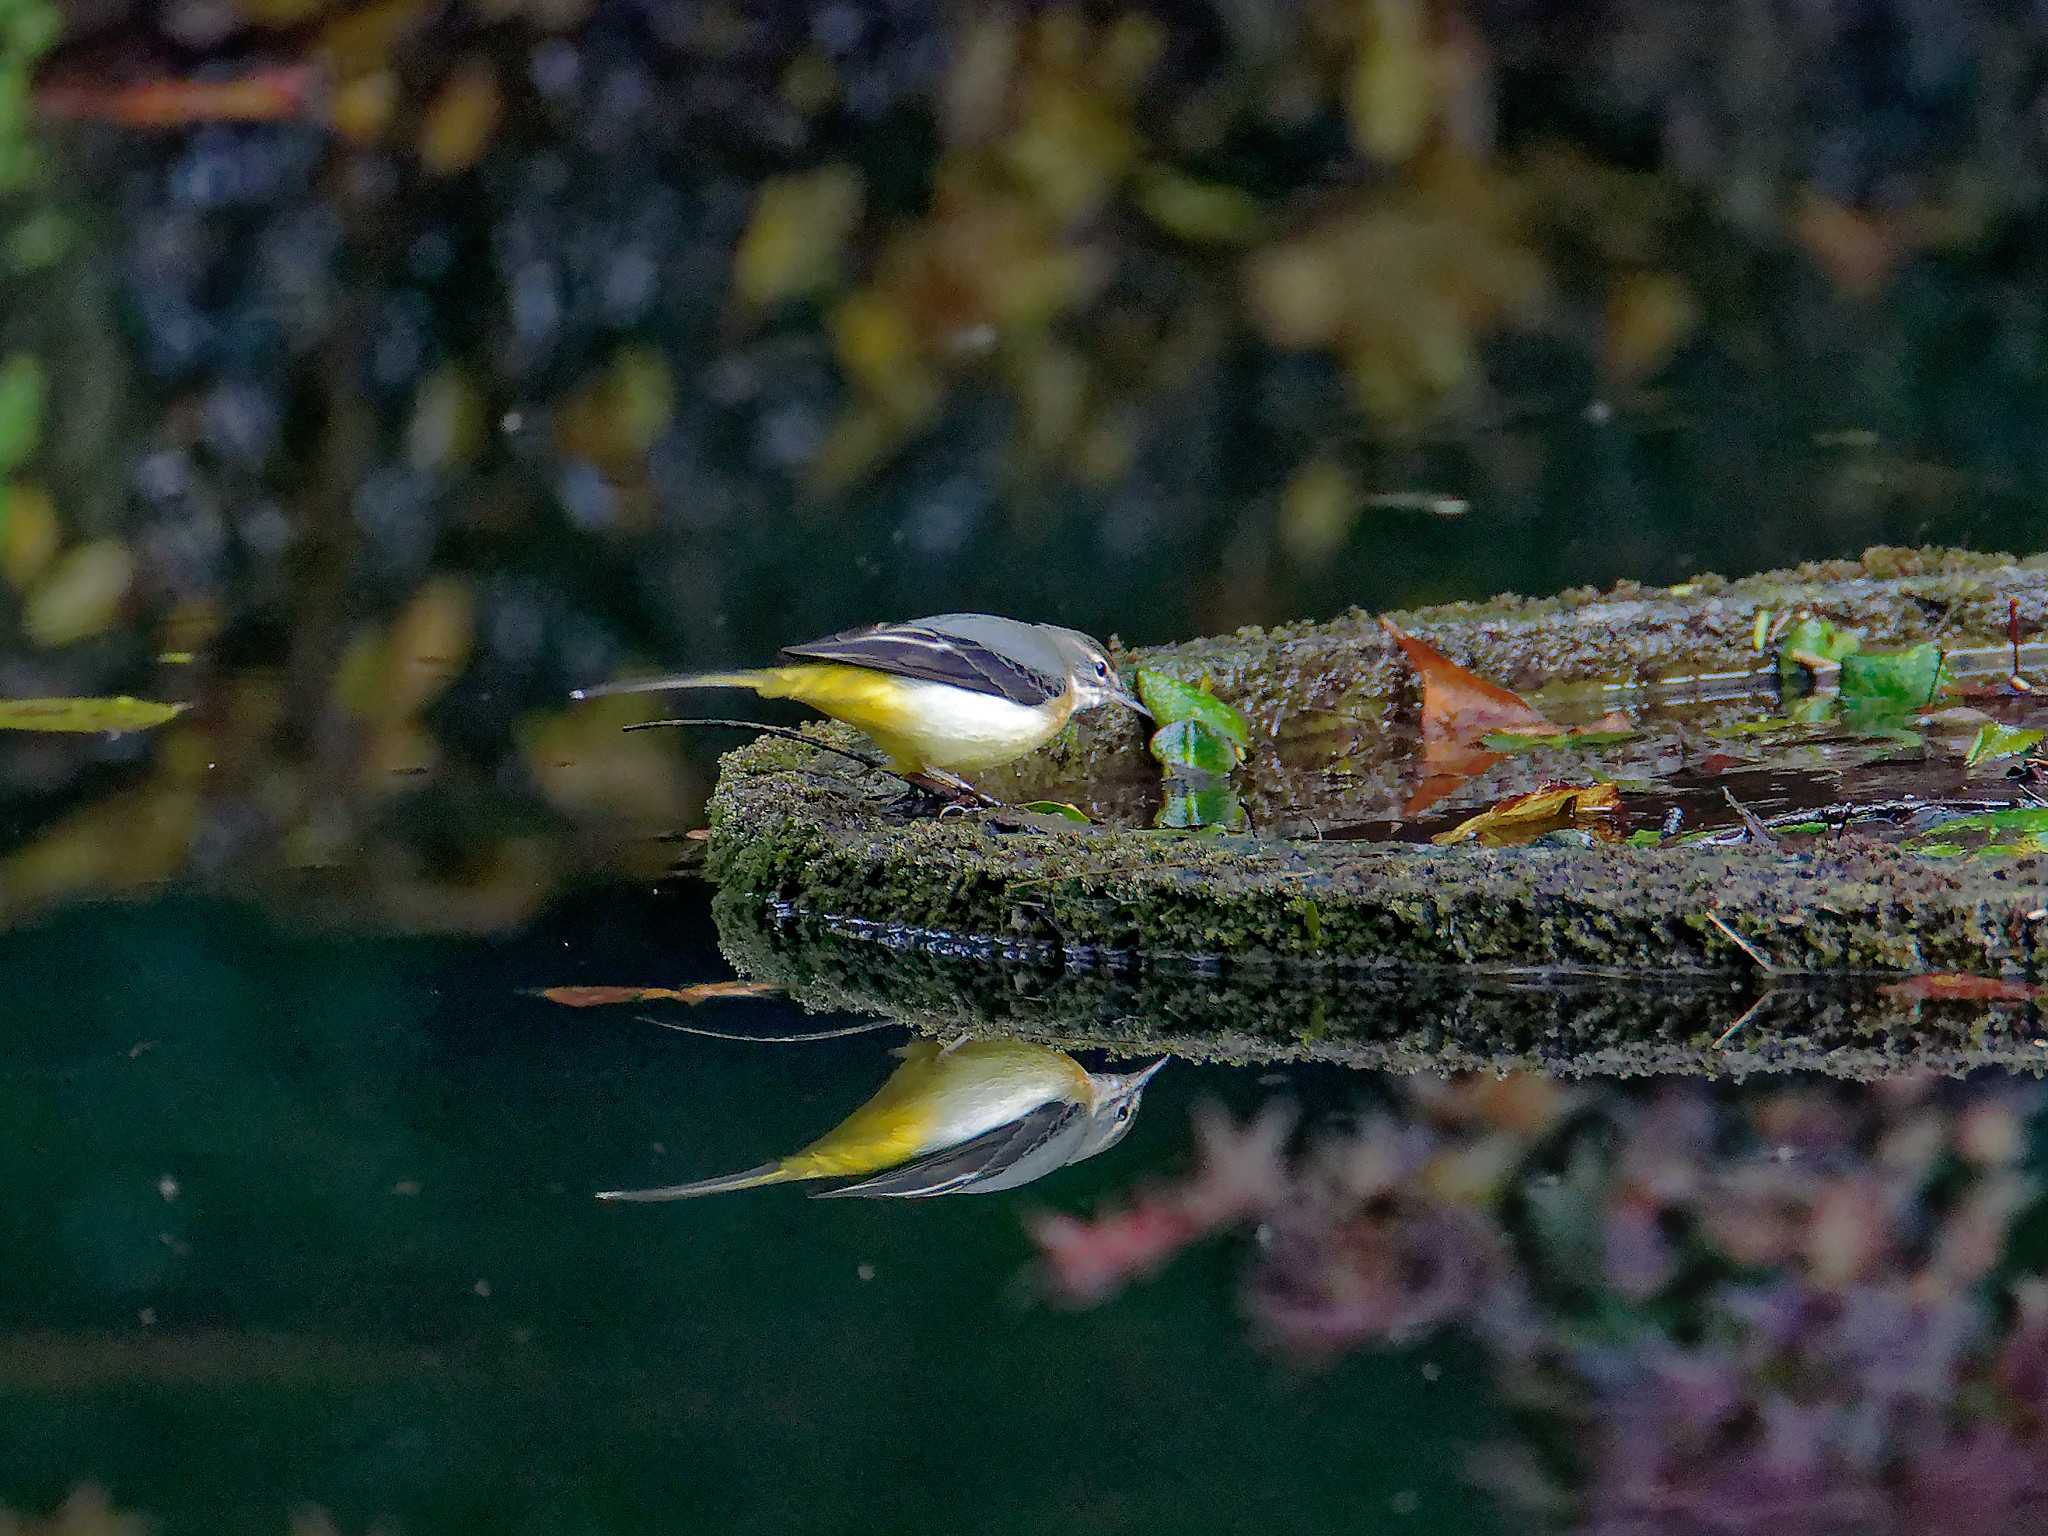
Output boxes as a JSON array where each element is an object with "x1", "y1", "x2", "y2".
[{"x1": 702, "y1": 549, "x2": 2048, "y2": 1045}]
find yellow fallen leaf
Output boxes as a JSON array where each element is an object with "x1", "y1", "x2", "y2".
[
  {"x1": 1431, "y1": 782, "x2": 1622, "y2": 845},
  {"x1": 0, "y1": 696, "x2": 188, "y2": 733}
]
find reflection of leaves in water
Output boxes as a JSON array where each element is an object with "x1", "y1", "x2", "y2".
[
  {"x1": 1147, "y1": 718, "x2": 1240, "y2": 776},
  {"x1": 1156, "y1": 783, "x2": 1244, "y2": 831},
  {"x1": 0, "y1": 1486, "x2": 147, "y2": 1536},
  {"x1": 1050, "y1": 1071, "x2": 2048, "y2": 1532}
]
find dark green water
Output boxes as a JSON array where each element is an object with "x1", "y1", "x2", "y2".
[{"x1": 3, "y1": 887, "x2": 1498, "y2": 1535}]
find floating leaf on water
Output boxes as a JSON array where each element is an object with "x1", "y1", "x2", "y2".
[
  {"x1": 1431, "y1": 782, "x2": 1622, "y2": 845},
  {"x1": 1019, "y1": 800, "x2": 1091, "y2": 823},
  {"x1": 535, "y1": 981, "x2": 783, "y2": 1008},
  {"x1": 1776, "y1": 615, "x2": 1860, "y2": 687},
  {"x1": 0, "y1": 697, "x2": 189, "y2": 733},
  {"x1": 1964, "y1": 723, "x2": 2044, "y2": 768},
  {"x1": 1148, "y1": 717, "x2": 1241, "y2": 776},
  {"x1": 1881, "y1": 974, "x2": 2041, "y2": 1003},
  {"x1": 0, "y1": 353, "x2": 44, "y2": 473},
  {"x1": 1134, "y1": 668, "x2": 1250, "y2": 748},
  {"x1": 1156, "y1": 783, "x2": 1244, "y2": 831},
  {"x1": 1839, "y1": 642, "x2": 1948, "y2": 709}
]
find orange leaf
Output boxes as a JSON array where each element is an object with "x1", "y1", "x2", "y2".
[
  {"x1": 536, "y1": 981, "x2": 782, "y2": 1008},
  {"x1": 1431, "y1": 782, "x2": 1622, "y2": 845},
  {"x1": 1880, "y1": 974, "x2": 2040, "y2": 1003},
  {"x1": 35, "y1": 67, "x2": 317, "y2": 128},
  {"x1": 1381, "y1": 618, "x2": 1555, "y2": 748}
]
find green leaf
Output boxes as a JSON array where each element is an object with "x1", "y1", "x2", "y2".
[
  {"x1": 1018, "y1": 799, "x2": 1091, "y2": 823},
  {"x1": 1156, "y1": 783, "x2": 1245, "y2": 831},
  {"x1": 1625, "y1": 829, "x2": 1663, "y2": 847},
  {"x1": 1776, "y1": 616, "x2": 1860, "y2": 687},
  {"x1": 1904, "y1": 806, "x2": 2048, "y2": 860},
  {"x1": 1838, "y1": 642, "x2": 1948, "y2": 708},
  {"x1": 1479, "y1": 728, "x2": 1637, "y2": 752},
  {"x1": 0, "y1": 352, "x2": 43, "y2": 474},
  {"x1": 1135, "y1": 668, "x2": 1250, "y2": 748},
  {"x1": 0, "y1": 696, "x2": 188, "y2": 733},
  {"x1": 1964, "y1": 723, "x2": 2045, "y2": 769},
  {"x1": 1148, "y1": 718, "x2": 1241, "y2": 776}
]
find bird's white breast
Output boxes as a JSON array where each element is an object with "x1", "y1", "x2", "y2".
[{"x1": 887, "y1": 680, "x2": 1068, "y2": 772}]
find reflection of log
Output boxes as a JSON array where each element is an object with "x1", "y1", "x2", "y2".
[
  {"x1": 703, "y1": 549, "x2": 2048, "y2": 1002},
  {"x1": 714, "y1": 898, "x2": 2043, "y2": 1078}
]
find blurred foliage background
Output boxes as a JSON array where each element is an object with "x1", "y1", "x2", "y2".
[{"x1": 8, "y1": 0, "x2": 2048, "y2": 927}]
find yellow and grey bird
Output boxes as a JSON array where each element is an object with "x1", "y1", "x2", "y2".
[
  {"x1": 571, "y1": 614, "x2": 1149, "y2": 792},
  {"x1": 596, "y1": 1039, "x2": 1166, "y2": 1202}
]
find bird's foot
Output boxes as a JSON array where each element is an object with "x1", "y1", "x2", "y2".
[{"x1": 899, "y1": 770, "x2": 1001, "y2": 811}]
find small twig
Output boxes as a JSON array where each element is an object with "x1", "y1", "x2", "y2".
[
  {"x1": 635, "y1": 1013, "x2": 895, "y2": 1044},
  {"x1": 623, "y1": 717, "x2": 889, "y2": 775},
  {"x1": 1721, "y1": 787, "x2": 1777, "y2": 845},
  {"x1": 1712, "y1": 993, "x2": 1771, "y2": 1049},
  {"x1": 1706, "y1": 910, "x2": 1778, "y2": 973}
]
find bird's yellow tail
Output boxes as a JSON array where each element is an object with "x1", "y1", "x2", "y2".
[
  {"x1": 594, "y1": 1162, "x2": 798, "y2": 1202},
  {"x1": 570, "y1": 669, "x2": 779, "y2": 702}
]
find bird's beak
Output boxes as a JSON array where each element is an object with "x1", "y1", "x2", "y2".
[
  {"x1": 1130, "y1": 1056, "x2": 1168, "y2": 1087},
  {"x1": 1113, "y1": 686, "x2": 1153, "y2": 722}
]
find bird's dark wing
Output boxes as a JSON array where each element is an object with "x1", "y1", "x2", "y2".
[
  {"x1": 779, "y1": 622, "x2": 1064, "y2": 707},
  {"x1": 810, "y1": 1099, "x2": 1086, "y2": 1199}
]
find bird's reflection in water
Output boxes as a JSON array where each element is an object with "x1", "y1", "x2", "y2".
[{"x1": 597, "y1": 1039, "x2": 1165, "y2": 1201}]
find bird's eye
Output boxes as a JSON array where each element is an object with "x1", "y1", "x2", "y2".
[
  {"x1": 1116, "y1": 1103, "x2": 1132, "y2": 1120},
  {"x1": 1095, "y1": 659, "x2": 1109, "y2": 678}
]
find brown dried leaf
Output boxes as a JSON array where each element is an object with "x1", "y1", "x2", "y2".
[
  {"x1": 1880, "y1": 974, "x2": 2041, "y2": 1003},
  {"x1": 1382, "y1": 618, "x2": 1554, "y2": 744},
  {"x1": 536, "y1": 981, "x2": 782, "y2": 1008}
]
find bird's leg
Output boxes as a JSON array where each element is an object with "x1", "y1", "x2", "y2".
[{"x1": 901, "y1": 769, "x2": 1002, "y2": 808}]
